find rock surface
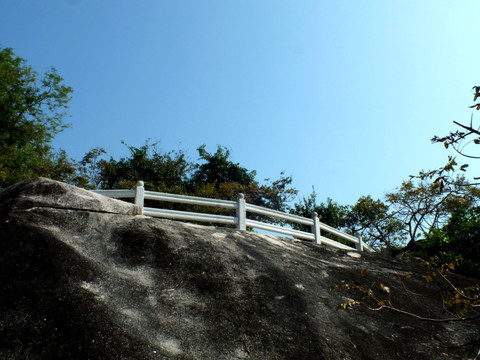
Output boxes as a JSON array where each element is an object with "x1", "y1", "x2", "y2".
[{"x1": 0, "y1": 178, "x2": 478, "y2": 359}]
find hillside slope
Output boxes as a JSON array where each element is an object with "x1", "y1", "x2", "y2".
[{"x1": 0, "y1": 178, "x2": 478, "y2": 359}]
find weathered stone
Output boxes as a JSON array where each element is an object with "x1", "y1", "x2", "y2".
[
  {"x1": 0, "y1": 177, "x2": 140, "y2": 215},
  {"x1": 0, "y1": 178, "x2": 478, "y2": 359}
]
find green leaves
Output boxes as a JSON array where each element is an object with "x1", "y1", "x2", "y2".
[
  {"x1": 0, "y1": 47, "x2": 74, "y2": 187},
  {"x1": 79, "y1": 142, "x2": 298, "y2": 222},
  {"x1": 420, "y1": 206, "x2": 480, "y2": 278},
  {"x1": 290, "y1": 191, "x2": 350, "y2": 236},
  {"x1": 191, "y1": 145, "x2": 257, "y2": 187},
  {"x1": 346, "y1": 195, "x2": 405, "y2": 250},
  {"x1": 94, "y1": 141, "x2": 190, "y2": 192}
]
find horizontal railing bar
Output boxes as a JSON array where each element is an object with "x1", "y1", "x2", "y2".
[
  {"x1": 363, "y1": 243, "x2": 373, "y2": 252},
  {"x1": 144, "y1": 191, "x2": 237, "y2": 209},
  {"x1": 143, "y1": 207, "x2": 237, "y2": 225},
  {"x1": 92, "y1": 189, "x2": 136, "y2": 198},
  {"x1": 244, "y1": 220, "x2": 355, "y2": 251},
  {"x1": 318, "y1": 222, "x2": 359, "y2": 244},
  {"x1": 245, "y1": 219, "x2": 315, "y2": 241},
  {"x1": 316, "y1": 236, "x2": 356, "y2": 251},
  {"x1": 247, "y1": 203, "x2": 359, "y2": 246},
  {"x1": 246, "y1": 204, "x2": 360, "y2": 245},
  {"x1": 245, "y1": 203, "x2": 314, "y2": 226}
]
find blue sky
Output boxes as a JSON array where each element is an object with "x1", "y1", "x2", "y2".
[{"x1": 1, "y1": 1, "x2": 479, "y2": 206}]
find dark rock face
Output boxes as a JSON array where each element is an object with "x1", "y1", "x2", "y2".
[{"x1": 0, "y1": 178, "x2": 478, "y2": 359}]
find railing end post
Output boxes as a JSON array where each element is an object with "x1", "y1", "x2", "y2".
[
  {"x1": 355, "y1": 232, "x2": 364, "y2": 252},
  {"x1": 236, "y1": 193, "x2": 246, "y2": 231},
  {"x1": 135, "y1": 180, "x2": 145, "y2": 215},
  {"x1": 311, "y1": 212, "x2": 321, "y2": 245}
]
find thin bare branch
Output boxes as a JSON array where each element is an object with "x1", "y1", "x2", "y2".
[{"x1": 453, "y1": 121, "x2": 480, "y2": 137}]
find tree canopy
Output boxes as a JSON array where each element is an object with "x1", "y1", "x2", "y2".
[
  {"x1": 290, "y1": 176, "x2": 479, "y2": 270},
  {"x1": 76, "y1": 142, "x2": 298, "y2": 216},
  {"x1": 190, "y1": 145, "x2": 256, "y2": 187},
  {"x1": 0, "y1": 47, "x2": 74, "y2": 187},
  {"x1": 418, "y1": 206, "x2": 480, "y2": 278}
]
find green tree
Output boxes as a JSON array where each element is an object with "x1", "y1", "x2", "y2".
[
  {"x1": 346, "y1": 195, "x2": 405, "y2": 251},
  {"x1": 290, "y1": 189, "x2": 363, "y2": 247},
  {"x1": 0, "y1": 47, "x2": 74, "y2": 187},
  {"x1": 257, "y1": 172, "x2": 298, "y2": 213},
  {"x1": 385, "y1": 178, "x2": 474, "y2": 253},
  {"x1": 290, "y1": 188, "x2": 349, "y2": 230},
  {"x1": 291, "y1": 190, "x2": 406, "y2": 250},
  {"x1": 290, "y1": 177, "x2": 475, "y2": 252},
  {"x1": 189, "y1": 145, "x2": 297, "y2": 211},
  {"x1": 189, "y1": 145, "x2": 256, "y2": 187},
  {"x1": 73, "y1": 147, "x2": 107, "y2": 189},
  {"x1": 91, "y1": 142, "x2": 297, "y2": 219},
  {"x1": 344, "y1": 177, "x2": 476, "y2": 252},
  {"x1": 406, "y1": 86, "x2": 480, "y2": 269},
  {"x1": 417, "y1": 206, "x2": 480, "y2": 278},
  {"x1": 97, "y1": 141, "x2": 190, "y2": 193}
]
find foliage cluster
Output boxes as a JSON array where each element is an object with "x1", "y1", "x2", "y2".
[
  {"x1": 0, "y1": 47, "x2": 74, "y2": 186},
  {"x1": 419, "y1": 207, "x2": 480, "y2": 278},
  {"x1": 74, "y1": 141, "x2": 298, "y2": 216},
  {"x1": 290, "y1": 178, "x2": 478, "y2": 255}
]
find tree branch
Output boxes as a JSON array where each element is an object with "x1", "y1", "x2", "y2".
[
  {"x1": 371, "y1": 304, "x2": 480, "y2": 322},
  {"x1": 453, "y1": 121, "x2": 480, "y2": 137}
]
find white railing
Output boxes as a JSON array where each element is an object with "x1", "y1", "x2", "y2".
[{"x1": 93, "y1": 181, "x2": 373, "y2": 252}]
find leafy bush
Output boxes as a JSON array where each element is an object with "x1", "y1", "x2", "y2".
[{"x1": 416, "y1": 207, "x2": 480, "y2": 278}]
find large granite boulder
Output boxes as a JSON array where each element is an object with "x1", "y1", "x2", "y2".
[{"x1": 0, "y1": 178, "x2": 478, "y2": 359}]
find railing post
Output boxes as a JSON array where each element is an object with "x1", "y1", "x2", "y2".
[
  {"x1": 355, "y1": 232, "x2": 364, "y2": 251},
  {"x1": 135, "y1": 181, "x2": 145, "y2": 215},
  {"x1": 236, "y1": 193, "x2": 246, "y2": 230},
  {"x1": 311, "y1": 212, "x2": 321, "y2": 245}
]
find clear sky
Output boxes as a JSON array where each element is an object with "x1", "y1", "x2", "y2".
[{"x1": 1, "y1": 1, "x2": 479, "y2": 206}]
